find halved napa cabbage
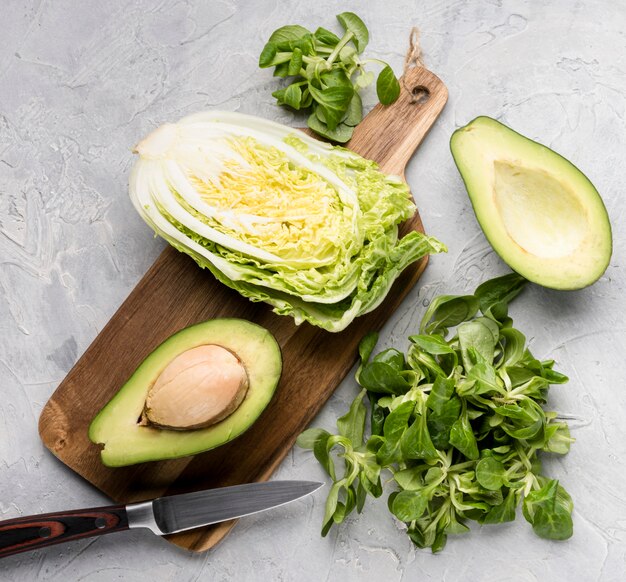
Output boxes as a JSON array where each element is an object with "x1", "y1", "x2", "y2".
[{"x1": 130, "y1": 111, "x2": 445, "y2": 332}]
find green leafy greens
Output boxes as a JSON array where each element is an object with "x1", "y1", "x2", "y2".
[
  {"x1": 259, "y1": 12, "x2": 401, "y2": 143},
  {"x1": 297, "y1": 273, "x2": 575, "y2": 551},
  {"x1": 130, "y1": 111, "x2": 446, "y2": 332}
]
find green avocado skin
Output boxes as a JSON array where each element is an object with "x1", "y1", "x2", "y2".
[
  {"x1": 88, "y1": 318, "x2": 282, "y2": 467},
  {"x1": 450, "y1": 116, "x2": 612, "y2": 290}
]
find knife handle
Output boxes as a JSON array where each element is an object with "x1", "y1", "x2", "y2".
[{"x1": 0, "y1": 505, "x2": 129, "y2": 558}]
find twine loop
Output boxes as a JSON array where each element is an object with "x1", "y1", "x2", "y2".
[{"x1": 403, "y1": 27, "x2": 425, "y2": 73}]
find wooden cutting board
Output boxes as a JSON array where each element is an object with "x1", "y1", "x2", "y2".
[{"x1": 38, "y1": 65, "x2": 447, "y2": 552}]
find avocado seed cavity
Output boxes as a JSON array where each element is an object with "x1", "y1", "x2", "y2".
[{"x1": 142, "y1": 344, "x2": 249, "y2": 430}]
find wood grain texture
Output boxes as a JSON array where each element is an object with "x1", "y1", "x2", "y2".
[
  {"x1": 38, "y1": 66, "x2": 447, "y2": 552},
  {"x1": 0, "y1": 506, "x2": 128, "y2": 558}
]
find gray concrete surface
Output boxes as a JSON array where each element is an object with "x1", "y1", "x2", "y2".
[{"x1": 1, "y1": 1, "x2": 625, "y2": 580}]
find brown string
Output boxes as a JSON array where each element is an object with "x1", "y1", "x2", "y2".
[{"x1": 403, "y1": 27, "x2": 425, "y2": 73}]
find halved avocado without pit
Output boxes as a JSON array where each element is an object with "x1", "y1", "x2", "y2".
[
  {"x1": 89, "y1": 318, "x2": 282, "y2": 467},
  {"x1": 451, "y1": 116, "x2": 612, "y2": 289}
]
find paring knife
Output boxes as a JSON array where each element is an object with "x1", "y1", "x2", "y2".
[{"x1": 0, "y1": 480, "x2": 322, "y2": 558}]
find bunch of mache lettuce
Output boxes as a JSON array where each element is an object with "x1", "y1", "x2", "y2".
[
  {"x1": 130, "y1": 111, "x2": 445, "y2": 331},
  {"x1": 298, "y1": 274, "x2": 575, "y2": 552}
]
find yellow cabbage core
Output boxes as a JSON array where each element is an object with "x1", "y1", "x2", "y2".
[{"x1": 187, "y1": 137, "x2": 354, "y2": 263}]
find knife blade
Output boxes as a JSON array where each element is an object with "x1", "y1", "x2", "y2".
[{"x1": 0, "y1": 480, "x2": 323, "y2": 558}]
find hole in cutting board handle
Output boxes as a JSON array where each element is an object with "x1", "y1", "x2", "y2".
[{"x1": 411, "y1": 85, "x2": 430, "y2": 105}]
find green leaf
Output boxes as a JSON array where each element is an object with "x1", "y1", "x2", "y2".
[
  {"x1": 499, "y1": 327, "x2": 526, "y2": 367},
  {"x1": 319, "y1": 68, "x2": 353, "y2": 88},
  {"x1": 271, "y1": 87, "x2": 287, "y2": 105},
  {"x1": 424, "y1": 466, "x2": 444, "y2": 485},
  {"x1": 308, "y1": 84, "x2": 354, "y2": 130},
  {"x1": 407, "y1": 525, "x2": 430, "y2": 549},
  {"x1": 355, "y1": 70, "x2": 375, "y2": 88},
  {"x1": 273, "y1": 62, "x2": 290, "y2": 77},
  {"x1": 366, "y1": 434, "x2": 385, "y2": 454},
  {"x1": 321, "y1": 516, "x2": 334, "y2": 537},
  {"x1": 324, "y1": 483, "x2": 356, "y2": 528},
  {"x1": 301, "y1": 88, "x2": 313, "y2": 108},
  {"x1": 466, "y1": 362, "x2": 503, "y2": 395},
  {"x1": 507, "y1": 365, "x2": 536, "y2": 388},
  {"x1": 334, "y1": 486, "x2": 357, "y2": 522},
  {"x1": 359, "y1": 332, "x2": 379, "y2": 366},
  {"x1": 268, "y1": 24, "x2": 310, "y2": 45},
  {"x1": 426, "y1": 376, "x2": 455, "y2": 412},
  {"x1": 358, "y1": 361, "x2": 412, "y2": 394},
  {"x1": 339, "y1": 44, "x2": 357, "y2": 65},
  {"x1": 355, "y1": 331, "x2": 378, "y2": 383},
  {"x1": 458, "y1": 320, "x2": 499, "y2": 369},
  {"x1": 344, "y1": 93, "x2": 363, "y2": 127},
  {"x1": 260, "y1": 49, "x2": 294, "y2": 69},
  {"x1": 296, "y1": 427, "x2": 330, "y2": 449},
  {"x1": 304, "y1": 60, "x2": 320, "y2": 82},
  {"x1": 523, "y1": 479, "x2": 554, "y2": 522},
  {"x1": 337, "y1": 389, "x2": 367, "y2": 444},
  {"x1": 410, "y1": 334, "x2": 456, "y2": 356},
  {"x1": 524, "y1": 478, "x2": 574, "y2": 540},
  {"x1": 374, "y1": 348, "x2": 405, "y2": 371},
  {"x1": 356, "y1": 481, "x2": 367, "y2": 512},
  {"x1": 428, "y1": 396, "x2": 461, "y2": 449},
  {"x1": 523, "y1": 358, "x2": 569, "y2": 385},
  {"x1": 387, "y1": 491, "x2": 399, "y2": 513},
  {"x1": 481, "y1": 489, "x2": 517, "y2": 524},
  {"x1": 556, "y1": 482, "x2": 574, "y2": 514},
  {"x1": 410, "y1": 337, "x2": 458, "y2": 376},
  {"x1": 392, "y1": 490, "x2": 428, "y2": 522},
  {"x1": 287, "y1": 48, "x2": 303, "y2": 76},
  {"x1": 393, "y1": 466, "x2": 426, "y2": 491},
  {"x1": 420, "y1": 295, "x2": 480, "y2": 335},
  {"x1": 532, "y1": 505, "x2": 573, "y2": 540},
  {"x1": 359, "y1": 454, "x2": 382, "y2": 495},
  {"x1": 376, "y1": 401, "x2": 414, "y2": 465},
  {"x1": 431, "y1": 528, "x2": 448, "y2": 553},
  {"x1": 475, "y1": 457, "x2": 506, "y2": 490},
  {"x1": 449, "y1": 412, "x2": 479, "y2": 460},
  {"x1": 259, "y1": 42, "x2": 278, "y2": 67},
  {"x1": 283, "y1": 83, "x2": 303, "y2": 109},
  {"x1": 337, "y1": 12, "x2": 369, "y2": 53},
  {"x1": 312, "y1": 431, "x2": 335, "y2": 479},
  {"x1": 543, "y1": 422, "x2": 574, "y2": 454},
  {"x1": 322, "y1": 482, "x2": 340, "y2": 532},
  {"x1": 365, "y1": 394, "x2": 385, "y2": 439},
  {"x1": 376, "y1": 65, "x2": 401, "y2": 105},
  {"x1": 314, "y1": 26, "x2": 341, "y2": 47},
  {"x1": 446, "y1": 510, "x2": 471, "y2": 535},
  {"x1": 307, "y1": 112, "x2": 354, "y2": 143},
  {"x1": 501, "y1": 415, "x2": 544, "y2": 441},
  {"x1": 407, "y1": 346, "x2": 445, "y2": 379},
  {"x1": 401, "y1": 411, "x2": 438, "y2": 460},
  {"x1": 474, "y1": 272, "x2": 527, "y2": 320},
  {"x1": 493, "y1": 403, "x2": 535, "y2": 423}
]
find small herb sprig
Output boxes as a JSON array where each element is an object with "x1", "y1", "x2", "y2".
[
  {"x1": 259, "y1": 12, "x2": 401, "y2": 143},
  {"x1": 298, "y1": 273, "x2": 575, "y2": 552}
]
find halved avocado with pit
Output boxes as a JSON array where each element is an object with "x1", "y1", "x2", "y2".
[
  {"x1": 451, "y1": 116, "x2": 612, "y2": 289},
  {"x1": 89, "y1": 318, "x2": 281, "y2": 467}
]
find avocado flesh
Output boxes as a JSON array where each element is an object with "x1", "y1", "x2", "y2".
[
  {"x1": 451, "y1": 116, "x2": 612, "y2": 289},
  {"x1": 88, "y1": 319, "x2": 282, "y2": 467}
]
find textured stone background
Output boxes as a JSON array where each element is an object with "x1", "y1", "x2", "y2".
[{"x1": 1, "y1": 0, "x2": 625, "y2": 580}]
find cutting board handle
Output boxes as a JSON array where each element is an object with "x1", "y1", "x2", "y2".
[{"x1": 348, "y1": 66, "x2": 448, "y2": 177}]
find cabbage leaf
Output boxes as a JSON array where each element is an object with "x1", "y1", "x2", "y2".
[{"x1": 130, "y1": 111, "x2": 445, "y2": 331}]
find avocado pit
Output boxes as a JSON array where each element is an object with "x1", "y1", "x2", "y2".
[{"x1": 142, "y1": 344, "x2": 249, "y2": 430}]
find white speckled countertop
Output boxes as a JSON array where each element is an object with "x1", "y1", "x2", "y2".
[{"x1": 1, "y1": 1, "x2": 625, "y2": 580}]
